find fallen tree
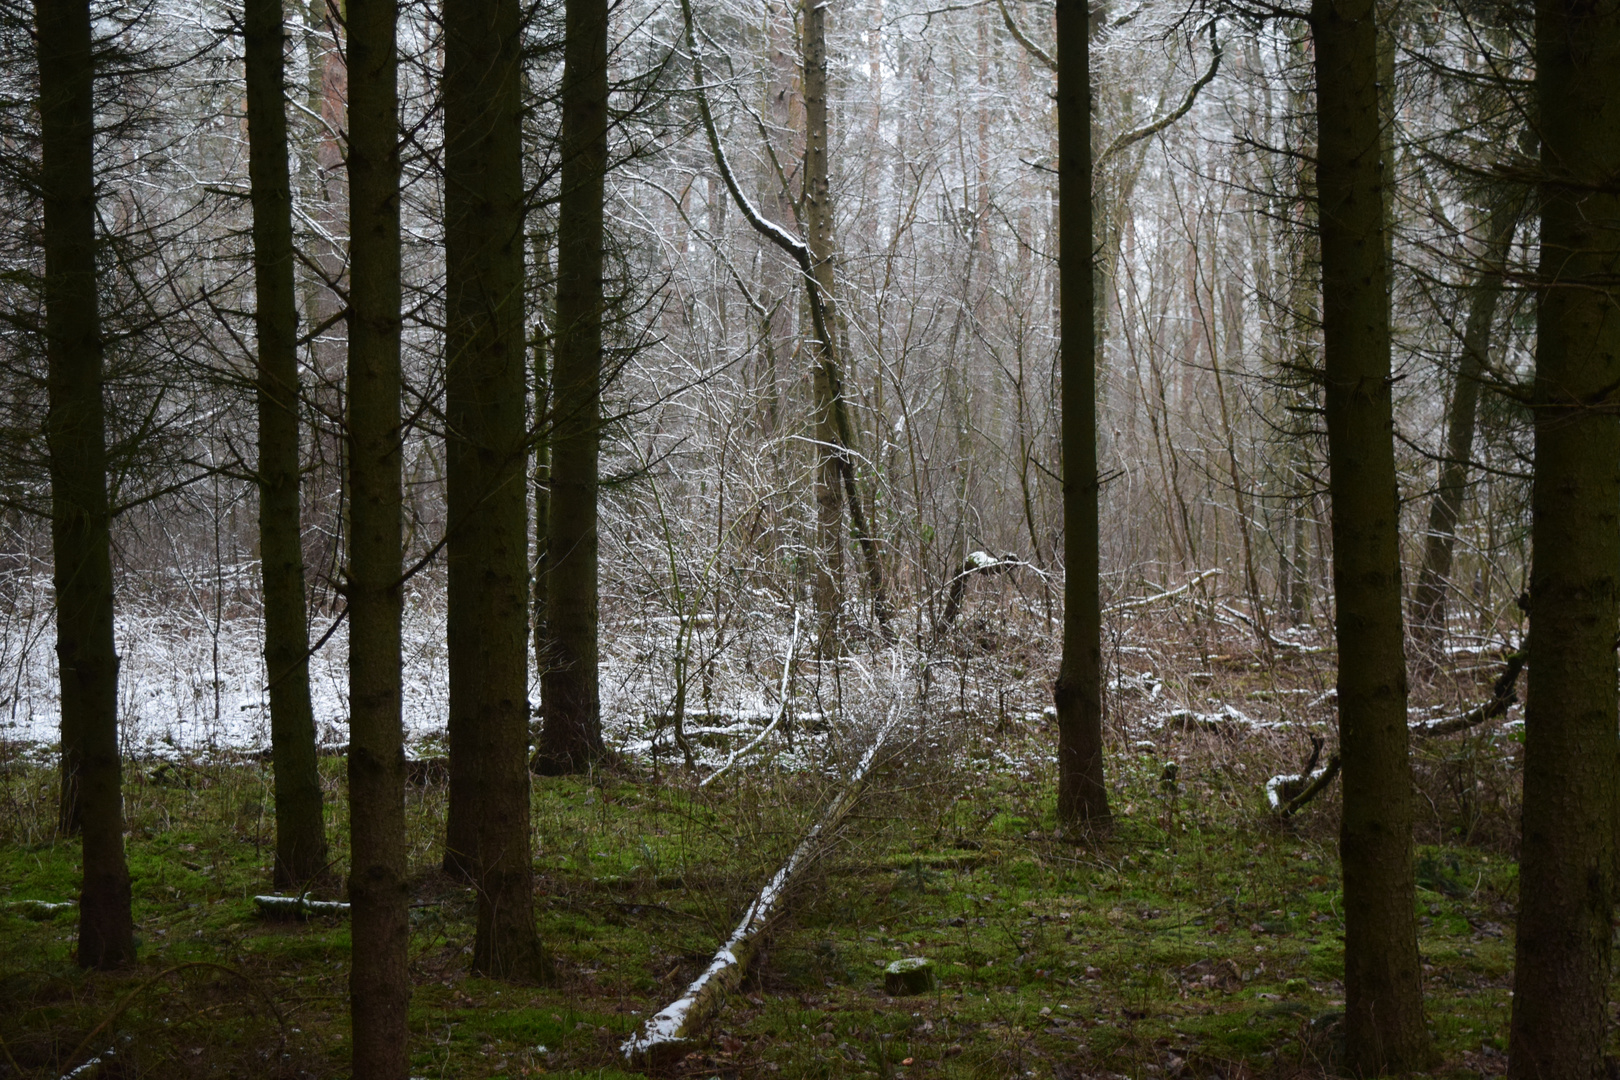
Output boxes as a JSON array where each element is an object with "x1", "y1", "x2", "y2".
[
  {"x1": 622, "y1": 706, "x2": 902, "y2": 1065},
  {"x1": 1411, "y1": 646, "x2": 1526, "y2": 739}
]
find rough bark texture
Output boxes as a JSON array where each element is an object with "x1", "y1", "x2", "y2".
[
  {"x1": 37, "y1": 0, "x2": 135, "y2": 970},
  {"x1": 1053, "y1": 0, "x2": 1109, "y2": 829},
  {"x1": 804, "y1": 0, "x2": 844, "y2": 643},
  {"x1": 1312, "y1": 0, "x2": 1429, "y2": 1069},
  {"x1": 1411, "y1": 189, "x2": 1521, "y2": 652},
  {"x1": 537, "y1": 0, "x2": 609, "y2": 774},
  {"x1": 345, "y1": 0, "x2": 410, "y2": 1073},
  {"x1": 245, "y1": 0, "x2": 327, "y2": 892},
  {"x1": 442, "y1": 0, "x2": 551, "y2": 981},
  {"x1": 1509, "y1": 1, "x2": 1620, "y2": 1074}
]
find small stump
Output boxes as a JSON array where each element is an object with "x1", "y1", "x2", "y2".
[{"x1": 884, "y1": 957, "x2": 935, "y2": 996}]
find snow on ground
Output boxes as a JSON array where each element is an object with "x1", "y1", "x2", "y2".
[{"x1": 0, "y1": 575, "x2": 863, "y2": 773}]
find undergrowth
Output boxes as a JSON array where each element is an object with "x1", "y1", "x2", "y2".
[{"x1": 0, "y1": 599, "x2": 1568, "y2": 1079}]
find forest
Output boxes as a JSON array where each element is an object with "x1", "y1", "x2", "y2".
[{"x1": 0, "y1": 0, "x2": 1616, "y2": 1075}]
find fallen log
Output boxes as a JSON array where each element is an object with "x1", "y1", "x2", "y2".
[
  {"x1": 622, "y1": 707, "x2": 902, "y2": 1065},
  {"x1": 3, "y1": 899, "x2": 76, "y2": 920},
  {"x1": 1412, "y1": 647, "x2": 1526, "y2": 738},
  {"x1": 253, "y1": 895, "x2": 350, "y2": 919},
  {"x1": 937, "y1": 551, "x2": 1026, "y2": 631},
  {"x1": 1275, "y1": 755, "x2": 1341, "y2": 818},
  {"x1": 1266, "y1": 735, "x2": 1342, "y2": 817}
]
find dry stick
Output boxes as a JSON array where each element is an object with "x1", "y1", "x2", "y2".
[
  {"x1": 996, "y1": 0, "x2": 1055, "y2": 71},
  {"x1": 995, "y1": 0, "x2": 1221, "y2": 170},
  {"x1": 1095, "y1": 25, "x2": 1222, "y2": 167},
  {"x1": 700, "y1": 610, "x2": 802, "y2": 788},
  {"x1": 1281, "y1": 754, "x2": 1341, "y2": 818},
  {"x1": 1101, "y1": 568, "x2": 1221, "y2": 615},
  {"x1": 623, "y1": 706, "x2": 903, "y2": 1064}
]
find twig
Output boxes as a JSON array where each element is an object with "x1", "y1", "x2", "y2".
[
  {"x1": 1102, "y1": 569, "x2": 1221, "y2": 615},
  {"x1": 1096, "y1": 24, "x2": 1223, "y2": 166},
  {"x1": 700, "y1": 610, "x2": 802, "y2": 788},
  {"x1": 1280, "y1": 754, "x2": 1341, "y2": 817}
]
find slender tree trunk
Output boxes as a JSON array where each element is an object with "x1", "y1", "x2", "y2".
[
  {"x1": 804, "y1": 0, "x2": 844, "y2": 643},
  {"x1": 1311, "y1": 0, "x2": 1428, "y2": 1069},
  {"x1": 246, "y1": 0, "x2": 327, "y2": 892},
  {"x1": 532, "y1": 229, "x2": 552, "y2": 709},
  {"x1": 1053, "y1": 0, "x2": 1109, "y2": 829},
  {"x1": 537, "y1": 0, "x2": 609, "y2": 774},
  {"x1": 442, "y1": 0, "x2": 552, "y2": 981},
  {"x1": 345, "y1": 0, "x2": 409, "y2": 1073},
  {"x1": 1509, "y1": 1, "x2": 1620, "y2": 1073},
  {"x1": 37, "y1": 0, "x2": 134, "y2": 971},
  {"x1": 1411, "y1": 189, "x2": 1522, "y2": 652}
]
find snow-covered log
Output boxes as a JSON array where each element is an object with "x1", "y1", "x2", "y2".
[
  {"x1": 4, "y1": 899, "x2": 76, "y2": 919},
  {"x1": 253, "y1": 895, "x2": 350, "y2": 919},
  {"x1": 1412, "y1": 647, "x2": 1525, "y2": 738},
  {"x1": 623, "y1": 707, "x2": 902, "y2": 1064},
  {"x1": 1266, "y1": 754, "x2": 1342, "y2": 817}
]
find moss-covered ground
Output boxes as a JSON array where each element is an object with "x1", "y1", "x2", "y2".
[{"x1": 0, "y1": 627, "x2": 1548, "y2": 1078}]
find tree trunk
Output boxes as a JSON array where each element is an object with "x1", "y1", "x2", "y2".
[
  {"x1": 345, "y1": 0, "x2": 410, "y2": 1073},
  {"x1": 442, "y1": 0, "x2": 552, "y2": 981},
  {"x1": 245, "y1": 0, "x2": 327, "y2": 892},
  {"x1": 1053, "y1": 0, "x2": 1109, "y2": 829},
  {"x1": 1410, "y1": 189, "x2": 1522, "y2": 653},
  {"x1": 536, "y1": 0, "x2": 609, "y2": 774},
  {"x1": 1311, "y1": 0, "x2": 1429, "y2": 1068},
  {"x1": 532, "y1": 229, "x2": 552, "y2": 715},
  {"x1": 804, "y1": 0, "x2": 844, "y2": 645},
  {"x1": 37, "y1": 0, "x2": 134, "y2": 971},
  {"x1": 1509, "y1": 1, "x2": 1620, "y2": 1073}
]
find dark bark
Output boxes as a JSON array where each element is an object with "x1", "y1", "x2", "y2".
[
  {"x1": 1411, "y1": 189, "x2": 1523, "y2": 653},
  {"x1": 1053, "y1": 0, "x2": 1109, "y2": 829},
  {"x1": 246, "y1": 0, "x2": 327, "y2": 891},
  {"x1": 345, "y1": 0, "x2": 410, "y2": 1073},
  {"x1": 1509, "y1": 1, "x2": 1620, "y2": 1073},
  {"x1": 1311, "y1": 0, "x2": 1429, "y2": 1068},
  {"x1": 37, "y1": 0, "x2": 134, "y2": 970},
  {"x1": 536, "y1": 0, "x2": 609, "y2": 774},
  {"x1": 442, "y1": 0, "x2": 552, "y2": 981}
]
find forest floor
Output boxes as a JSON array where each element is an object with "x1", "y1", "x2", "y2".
[{"x1": 0, "y1": 607, "x2": 1547, "y2": 1079}]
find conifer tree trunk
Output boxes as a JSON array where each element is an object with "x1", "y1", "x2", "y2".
[
  {"x1": 442, "y1": 0, "x2": 551, "y2": 981},
  {"x1": 1411, "y1": 189, "x2": 1521, "y2": 652},
  {"x1": 246, "y1": 0, "x2": 327, "y2": 891},
  {"x1": 536, "y1": 0, "x2": 609, "y2": 773},
  {"x1": 1311, "y1": 0, "x2": 1428, "y2": 1068},
  {"x1": 1509, "y1": 1, "x2": 1620, "y2": 1073},
  {"x1": 37, "y1": 0, "x2": 134, "y2": 970},
  {"x1": 1053, "y1": 0, "x2": 1109, "y2": 828},
  {"x1": 345, "y1": 0, "x2": 409, "y2": 1072}
]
